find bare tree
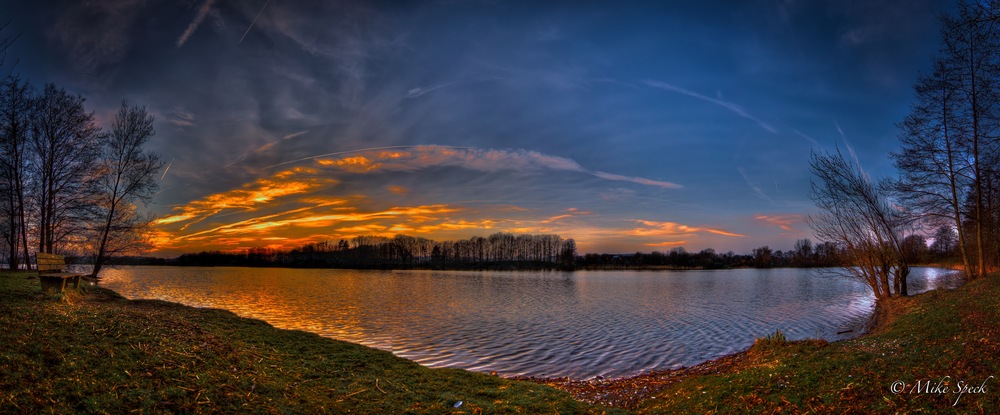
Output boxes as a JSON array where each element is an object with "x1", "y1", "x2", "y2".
[
  {"x1": 0, "y1": 21, "x2": 19, "y2": 72},
  {"x1": 940, "y1": 4, "x2": 1000, "y2": 277},
  {"x1": 0, "y1": 76, "x2": 32, "y2": 269},
  {"x1": 29, "y1": 84, "x2": 101, "y2": 254},
  {"x1": 90, "y1": 101, "x2": 163, "y2": 277},
  {"x1": 892, "y1": 3, "x2": 1000, "y2": 278},
  {"x1": 891, "y1": 58, "x2": 975, "y2": 277},
  {"x1": 792, "y1": 238, "x2": 814, "y2": 267},
  {"x1": 809, "y1": 148, "x2": 910, "y2": 301}
]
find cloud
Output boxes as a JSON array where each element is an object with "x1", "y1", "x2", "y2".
[
  {"x1": 153, "y1": 166, "x2": 334, "y2": 229},
  {"x1": 282, "y1": 130, "x2": 309, "y2": 140},
  {"x1": 406, "y1": 82, "x2": 459, "y2": 99},
  {"x1": 168, "y1": 107, "x2": 196, "y2": 128},
  {"x1": 295, "y1": 145, "x2": 679, "y2": 190},
  {"x1": 177, "y1": 0, "x2": 218, "y2": 47},
  {"x1": 152, "y1": 155, "x2": 648, "y2": 254},
  {"x1": 50, "y1": 0, "x2": 146, "y2": 72},
  {"x1": 628, "y1": 220, "x2": 745, "y2": 238},
  {"x1": 754, "y1": 214, "x2": 804, "y2": 233},
  {"x1": 317, "y1": 156, "x2": 383, "y2": 173},
  {"x1": 703, "y1": 228, "x2": 746, "y2": 237},
  {"x1": 646, "y1": 241, "x2": 687, "y2": 247},
  {"x1": 224, "y1": 131, "x2": 312, "y2": 169},
  {"x1": 386, "y1": 185, "x2": 409, "y2": 195},
  {"x1": 257, "y1": 1, "x2": 396, "y2": 109},
  {"x1": 643, "y1": 80, "x2": 777, "y2": 134},
  {"x1": 541, "y1": 208, "x2": 590, "y2": 224},
  {"x1": 405, "y1": 146, "x2": 585, "y2": 173},
  {"x1": 176, "y1": 204, "x2": 459, "y2": 242},
  {"x1": 155, "y1": 197, "x2": 480, "y2": 252}
]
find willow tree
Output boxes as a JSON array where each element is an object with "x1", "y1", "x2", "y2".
[{"x1": 809, "y1": 148, "x2": 910, "y2": 300}]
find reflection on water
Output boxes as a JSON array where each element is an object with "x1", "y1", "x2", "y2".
[{"x1": 99, "y1": 266, "x2": 960, "y2": 379}]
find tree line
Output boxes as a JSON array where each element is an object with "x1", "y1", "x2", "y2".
[
  {"x1": 0, "y1": 72, "x2": 163, "y2": 276},
  {"x1": 809, "y1": 2, "x2": 1000, "y2": 302},
  {"x1": 171, "y1": 233, "x2": 579, "y2": 270},
  {"x1": 579, "y1": 235, "x2": 949, "y2": 270},
  {"x1": 152, "y1": 233, "x2": 956, "y2": 271}
]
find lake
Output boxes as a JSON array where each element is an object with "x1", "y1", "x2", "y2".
[{"x1": 98, "y1": 266, "x2": 960, "y2": 379}]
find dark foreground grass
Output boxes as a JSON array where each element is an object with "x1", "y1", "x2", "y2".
[
  {"x1": 636, "y1": 274, "x2": 1000, "y2": 414},
  {"x1": 0, "y1": 272, "x2": 624, "y2": 414}
]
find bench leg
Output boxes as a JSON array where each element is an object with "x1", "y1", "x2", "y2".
[
  {"x1": 38, "y1": 276, "x2": 77, "y2": 293},
  {"x1": 39, "y1": 276, "x2": 61, "y2": 293}
]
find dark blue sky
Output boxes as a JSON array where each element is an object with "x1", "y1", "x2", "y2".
[{"x1": 3, "y1": 1, "x2": 952, "y2": 255}]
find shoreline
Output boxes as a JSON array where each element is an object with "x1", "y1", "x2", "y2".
[
  {"x1": 511, "y1": 349, "x2": 757, "y2": 410},
  {"x1": 89, "y1": 270, "x2": 852, "y2": 409},
  {"x1": 94, "y1": 262, "x2": 960, "y2": 273},
  {"x1": 515, "y1": 276, "x2": 967, "y2": 410},
  {"x1": 92, "y1": 265, "x2": 963, "y2": 383},
  {"x1": 6, "y1": 268, "x2": 989, "y2": 413},
  {"x1": 0, "y1": 271, "x2": 622, "y2": 414},
  {"x1": 87, "y1": 274, "x2": 767, "y2": 410}
]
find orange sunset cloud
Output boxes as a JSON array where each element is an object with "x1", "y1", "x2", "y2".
[{"x1": 754, "y1": 214, "x2": 805, "y2": 234}]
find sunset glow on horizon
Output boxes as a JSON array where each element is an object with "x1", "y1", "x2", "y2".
[
  {"x1": 5, "y1": 1, "x2": 951, "y2": 256},
  {"x1": 150, "y1": 145, "x2": 750, "y2": 255}
]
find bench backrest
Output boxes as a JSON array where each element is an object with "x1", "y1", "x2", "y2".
[{"x1": 35, "y1": 253, "x2": 67, "y2": 272}]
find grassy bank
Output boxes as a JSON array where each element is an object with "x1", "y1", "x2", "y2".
[
  {"x1": 3, "y1": 270, "x2": 997, "y2": 414},
  {"x1": 627, "y1": 273, "x2": 999, "y2": 413},
  {"x1": 0, "y1": 271, "x2": 624, "y2": 414}
]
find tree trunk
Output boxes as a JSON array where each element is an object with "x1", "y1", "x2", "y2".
[
  {"x1": 892, "y1": 270, "x2": 901, "y2": 296},
  {"x1": 91, "y1": 191, "x2": 118, "y2": 278},
  {"x1": 17, "y1": 180, "x2": 28, "y2": 270},
  {"x1": 949, "y1": 145, "x2": 974, "y2": 279},
  {"x1": 6, "y1": 197, "x2": 16, "y2": 270},
  {"x1": 880, "y1": 266, "x2": 892, "y2": 299},
  {"x1": 897, "y1": 265, "x2": 909, "y2": 296},
  {"x1": 970, "y1": 43, "x2": 986, "y2": 279}
]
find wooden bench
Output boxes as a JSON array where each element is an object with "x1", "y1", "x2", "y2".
[{"x1": 35, "y1": 253, "x2": 84, "y2": 293}]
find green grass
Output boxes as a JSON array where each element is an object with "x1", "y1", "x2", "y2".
[
  {"x1": 639, "y1": 274, "x2": 1000, "y2": 414},
  {"x1": 0, "y1": 272, "x2": 625, "y2": 414}
]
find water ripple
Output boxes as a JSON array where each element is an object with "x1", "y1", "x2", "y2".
[{"x1": 99, "y1": 267, "x2": 959, "y2": 379}]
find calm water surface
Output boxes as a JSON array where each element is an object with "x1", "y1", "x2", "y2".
[{"x1": 99, "y1": 266, "x2": 959, "y2": 379}]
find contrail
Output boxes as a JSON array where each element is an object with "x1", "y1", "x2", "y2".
[
  {"x1": 177, "y1": 0, "x2": 217, "y2": 47},
  {"x1": 643, "y1": 80, "x2": 777, "y2": 134},
  {"x1": 239, "y1": 0, "x2": 270, "y2": 45},
  {"x1": 160, "y1": 157, "x2": 174, "y2": 181},
  {"x1": 737, "y1": 166, "x2": 773, "y2": 203}
]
